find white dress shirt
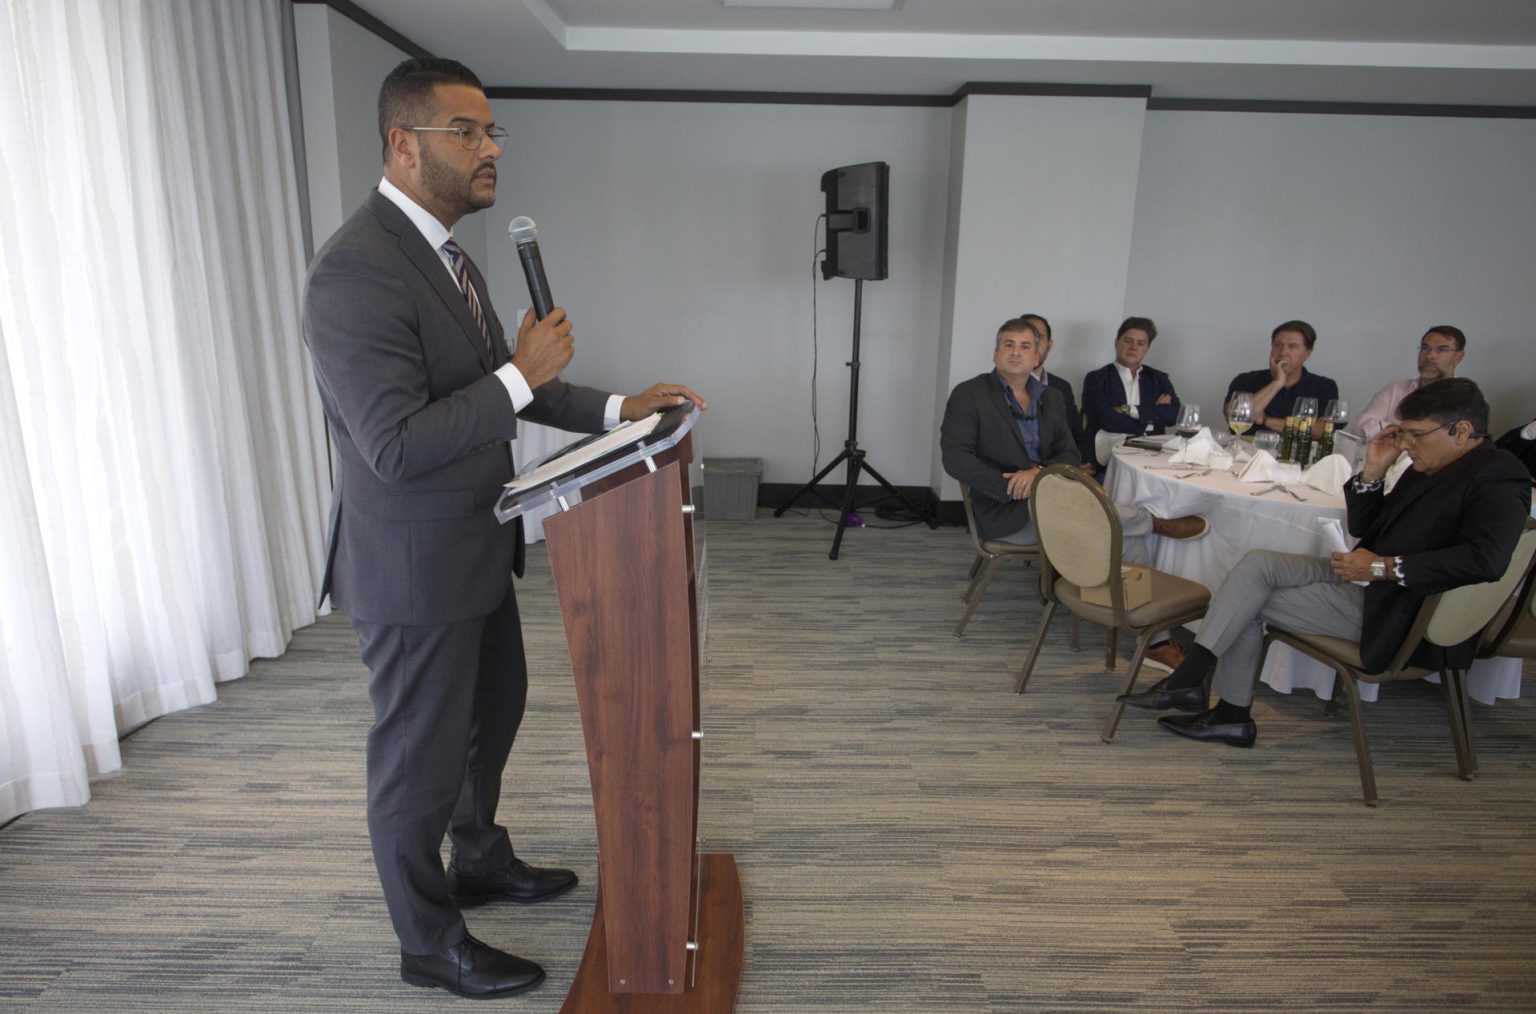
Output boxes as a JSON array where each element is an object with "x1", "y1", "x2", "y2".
[
  {"x1": 1356, "y1": 377, "x2": 1419, "y2": 439},
  {"x1": 1113, "y1": 362, "x2": 1142, "y2": 420}
]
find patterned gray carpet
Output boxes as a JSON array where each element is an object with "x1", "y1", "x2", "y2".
[{"x1": 3, "y1": 510, "x2": 1535, "y2": 1011}]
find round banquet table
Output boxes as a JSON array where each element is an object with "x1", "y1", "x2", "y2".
[{"x1": 1105, "y1": 445, "x2": 1522, "y2": 705}]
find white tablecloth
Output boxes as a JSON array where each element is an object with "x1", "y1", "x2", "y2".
[{"x1": 1105, "y1": 446, "x2": 1522, "y2": 705}]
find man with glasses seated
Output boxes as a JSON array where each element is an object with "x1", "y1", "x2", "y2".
[
  {"x1": 940, "y1": 316, "x2": 1209, "y2": 670},
  {"x1": 1356, "y1": 326, "x2": 1467, "y2": 439},
  {"x1": 1117, "y1": 378, "x2": 1530, "y2": 747},
  {"x1": 1224, "y1": 320, "x2": 1339, "y2": 434}
]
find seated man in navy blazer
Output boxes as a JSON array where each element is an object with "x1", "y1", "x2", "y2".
[
  {"x1": 940, "y1": 317, "x2": 1208, "y2": 669},
  {"x1": 1119, "y1": 379, "x2": 1531, "y2": 747},
  {"x1": 1081, "y1": 316, "x2": 1180, "y2": 467},
  {"x1": 1225, "y1": 319, "x2": 1339, "y2": 433}
]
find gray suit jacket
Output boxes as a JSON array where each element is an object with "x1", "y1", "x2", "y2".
[
  {"x1": 940, "y1": 371, "x2": 1082, "y2": 541},
  {"x1": 303, "y1": 190, "x2": 609, "y2": 625}
]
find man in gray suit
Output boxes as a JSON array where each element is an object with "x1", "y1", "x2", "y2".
[{"x1": 302, "y1": 58, "x2": 703, "y2": 999}]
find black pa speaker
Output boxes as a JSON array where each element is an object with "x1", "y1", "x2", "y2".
[{"x1": 821, "y1": 161, "x2": 888, "y2": 282}]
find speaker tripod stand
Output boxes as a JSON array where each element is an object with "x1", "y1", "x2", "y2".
[{"x1": 774, "y1": 278, "x2": 937, "y2": 559}]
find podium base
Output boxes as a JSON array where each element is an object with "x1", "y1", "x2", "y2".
[{"x1": 562, "y1": 853, "x2": 744, "y2": 1012}]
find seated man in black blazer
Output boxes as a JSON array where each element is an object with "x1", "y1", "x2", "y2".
[
  {"x1": 1020, "y1": 312, "x2": 1094, "y2": 470},
  {"x1": 1225, "y1": 319, "x2": 1339, "y2": 433},
  {"x1": 1495, "y1": 416, "x2": 1536, "y2": 480},
  {"x1": 1081, "y1": 316, "x2": 1180, "y2": 467},
  {"x1": 940, "y1": 316, "x2": 1208, "y2": 669},
  {"x1": 1119, "y1": 379, "x2": 1531, "y2": 747}
]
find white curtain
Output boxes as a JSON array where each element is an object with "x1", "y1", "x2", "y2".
[{"x1": 0, "y1": 0, "x2": 330, "y2": 822}]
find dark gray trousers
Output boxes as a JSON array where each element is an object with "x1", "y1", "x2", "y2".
[{"x1": 351, "y1": 584, "x2": 526, "y2": 955}]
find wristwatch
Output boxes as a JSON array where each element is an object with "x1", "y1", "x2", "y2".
[{"x1": 1370, "y1": 557, "x2": 1388, "y2": 580}]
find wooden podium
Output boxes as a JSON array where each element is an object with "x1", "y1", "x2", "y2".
[{"x1": 497, "y1": 406, "x2": 743, "y2": 1012}]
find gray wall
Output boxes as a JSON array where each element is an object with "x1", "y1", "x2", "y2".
[
  {"x1": 485, "y1": 98, "x2": 952, "y2": 487},
  {"x1": 291, "y1": 24, "x2": 1536, "y2": 491},
  {"x1": 933, "y1": 94, "x2": 1149, "y2": 498},
  {"x1": 1123, "y1": 110, "x2": 1536, "y2": 435}
]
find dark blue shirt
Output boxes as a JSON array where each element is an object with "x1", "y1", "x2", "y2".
[
  {"x1": 1226, "y1": 367, "x2": 1339, "y2": 421},
  {"x1": 996, "y1": 370, "x2": 1044, "y2": 464}
]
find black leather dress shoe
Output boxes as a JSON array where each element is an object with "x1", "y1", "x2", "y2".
[
  {"x1": 1157, "y1": 708, "x2": 1257, "y2": 748},
  {"x1": 400, "y1": 932, "x2": 545, "y2": 998},
  {"x1": 447, "y1": 857, "x2": 578, "y2": 908},
  {"x1": 1117, "y1": 676, "x2": 1207, "y2": 712}
]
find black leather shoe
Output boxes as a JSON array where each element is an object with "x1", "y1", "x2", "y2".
[
  {"x1": 400, "y1": 932, "x2": 545, "y2": 998},
  {"x1": 1158, "y1": 708, "x2": 1257, "y2": 748},
  {"x1": 448, "y1": 857, "x2": 578, "y2": 908},
  {"x1": 1117, "y1": 676, "x2": 1207, "y2": 712}
]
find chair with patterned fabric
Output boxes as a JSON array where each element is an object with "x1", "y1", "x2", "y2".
[
  {"x1": 1262, "y1": 522, "x2": 1536, "y2": 806},
  {"x1": 1016, "y1": 466, "x2": 1211, "y2": 744}
]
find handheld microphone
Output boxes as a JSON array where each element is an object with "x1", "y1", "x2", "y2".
[{"x1": 507, "y1": 216, "x2": 554, "y2": 318}]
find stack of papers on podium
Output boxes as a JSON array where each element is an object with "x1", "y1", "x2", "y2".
[{"x1": 504, "y1": 414, "x2": 663, "y2": 492}]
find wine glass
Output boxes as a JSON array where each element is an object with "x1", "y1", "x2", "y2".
[
  {"x1": 1325, "y1": 398, "x2": 1349, "y2": 429},
  {"x1": 1174, "y1": 403, "x2": 1202, "y2": 453},
  {"x1": 1227, "y1": 392, "x2": 1254, "y2": 439}
]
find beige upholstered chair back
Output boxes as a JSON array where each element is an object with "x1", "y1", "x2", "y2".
[
  {"x1": 1425, "y1": 528, "x2": 1536, "y2": 648},
  {"x1": 1032, "y1": 466, "x2": 1117, "y2": 590}
]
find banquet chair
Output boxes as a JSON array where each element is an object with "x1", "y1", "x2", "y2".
[
  {"x1": 1477, "y1": 519, "x2": 1536, "y2": 665},
  {"x1": 954, "y1": 485, "x2": 1041, "y2": 638},
  {"x1": 1261, "y1": 523, "x2": 1536, "y2": 807},
  {"x1": 1015, "y1": 466, "x2": 1211, "y2": 743}
]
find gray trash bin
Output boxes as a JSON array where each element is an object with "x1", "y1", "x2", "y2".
[{"x1": 702, "y1": 457, "x2": 763, "y2": 520}]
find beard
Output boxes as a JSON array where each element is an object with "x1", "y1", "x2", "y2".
[
  {"x1": 1419, "y1": 364, "x2": 1446, "y2": 382},
  {"x1": 419, "y1": 144, "x2": 495, "y2": 217}
]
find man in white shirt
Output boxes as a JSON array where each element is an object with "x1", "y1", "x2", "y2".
[{"x1": 1356, "y1": 326, "x2": 1466, "y2": 438}]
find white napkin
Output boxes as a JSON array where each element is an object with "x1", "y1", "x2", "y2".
[
  {"x1": 1319, "y1": 517, "x2": 1368, "y2": 586},
  {"x1": 1168, "y1": 427, "x2": 1217, "y2": 465},
  {"x1": 1300, "y1": 453, "x2": 1352, "y2": 496},
  {"x1": 1237, "y1": 449, "x2": 1277, "y2": 483}
]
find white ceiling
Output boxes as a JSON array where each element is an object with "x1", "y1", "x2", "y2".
[{"x1": 348, "y1": 0, "x2": 1536, "y2": 106}]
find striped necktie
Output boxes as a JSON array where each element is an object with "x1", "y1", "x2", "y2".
[{"x1": 442, "y1": 238, "x2": 492, "y2": 360}]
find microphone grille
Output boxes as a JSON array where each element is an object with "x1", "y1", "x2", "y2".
[{"x1": 508, "y1": 216, "x2": 538, "y2": 245}]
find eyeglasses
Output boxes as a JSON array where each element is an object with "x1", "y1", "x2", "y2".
[
  {"x1": 1418, "y1": 343, "x2": 1458, "y2": 355},
  {"x1": 406, "y1": 124, "x2": 508, "y2": 151},
  {"x1": 1394, "y1": 422, "x2": 1449, "y2": 446}
]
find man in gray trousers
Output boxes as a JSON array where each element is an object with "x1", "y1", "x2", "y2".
[
  {"x1": 1118, "y1": 379, "x2": 1529, "y2": 747},
  {"x1": 303, "y1": 58, "x2": 702, "y2": 998}
]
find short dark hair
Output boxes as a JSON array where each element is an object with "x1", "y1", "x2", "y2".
[
  {"x1": 996, "y1": 317, "x2": 1042, "y2": 346},
  {"x1": 1117, "y1": 316, "x2": 1157, "y2": 342},
  {"x1": 1398, "y1": 377, "x2": 1489, "y2": 437},
  {"x1": 1424, "y1": 325, "x2": 1467, "y2": 351},
  {"x1": 1272, "y1": 320, "x2": 1317, "y2": 349},
  {"x1": 1019, "y1": 313, "x2": 1051, "y2": 340},
  {"x1": 378, "y1": 58, "x2": 484, "y2": 162}
]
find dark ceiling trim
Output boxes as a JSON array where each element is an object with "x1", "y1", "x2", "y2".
[
  {"x1": 1148, "y1": 97, "x2": 1536, "y2": 120},
  {"x1": 292, "y1": 0, "x2": 433, "y2": 60},
  {"x1": 485, "y1": 86, "x2": 951, "y2": 107},
  {"x1": 289, "y1": 2, "x2": 1536, "y2": 120},
  {"x1": 953, "y1": 82, "x2": 1152, "y2": 101}
]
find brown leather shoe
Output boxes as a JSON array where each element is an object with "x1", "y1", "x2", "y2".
[
  {"x1": 1152, "y1": 514, "x2": 1210, "y2": 540},
  {"x1": 1143, "y1": 640, "x2": 1186, "y2": 673}
]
